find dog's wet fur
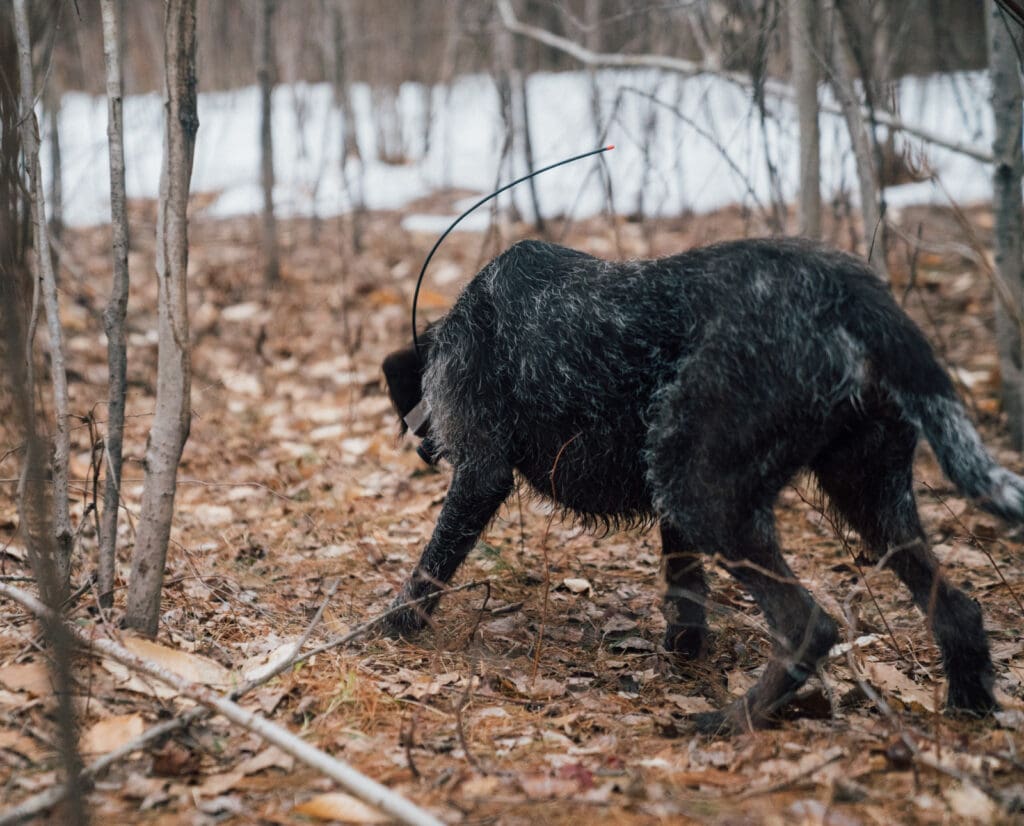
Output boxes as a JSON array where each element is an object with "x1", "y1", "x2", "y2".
[{"x1": 381, "y1": 238, "x2": 1023, "y2": 732}]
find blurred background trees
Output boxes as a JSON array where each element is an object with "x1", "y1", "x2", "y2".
[{"x1": 0, "y1": 0, "x2": 1017, "y2": 673}]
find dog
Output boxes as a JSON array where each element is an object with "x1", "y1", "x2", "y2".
[{"x1": 381, "y1": 237, "x2": 1023, "y2": 732}]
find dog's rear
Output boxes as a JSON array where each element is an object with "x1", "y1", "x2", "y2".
[{"x1": 382, "y1": 237, "x2": 1019, "y2": 730}]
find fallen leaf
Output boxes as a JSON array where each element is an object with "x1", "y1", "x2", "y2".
[
  {"x1": 121, "y1": 635, "x2": 232, "y2": 687},
  {"x1": 862, "y1": 660, "x2": 937, "y2": 713},
  {"x1": 944, "y1": 783, "x2": 996, "y2": 822},
  {"x1": 0, "y1": 662, "x2": 52, "y2": 696},
  {"x1": 0, "y1": 729, "x2": 44, "y2": 760},
  {"x1": 241, "y1": 640, "x2": 300, "y2": 683},
  {"x1": 82, "y1": 713, "x2": 146, "y2": 754},
  {"x1": 511, "y1": 675, "x2": 566, "y2": 699},
  {"x1": 294, "y1": 792, "x2": 390, "y2": 823},
  {"x1": 237, "y1": 745, "x2": 295, "y2": 775},
  {"x1": 200, "y1": 771, "x2": 245, "y2": 797},
  {"x1": 665, "y1": 693, "x2": 715, "y2": 714}
]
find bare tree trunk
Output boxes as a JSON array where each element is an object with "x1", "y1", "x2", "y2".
[
  {"x1": 327, "y1": 0, "x2": 365, "y2": 253},
  {"x1": 987, "y1": 0, "x2": 1024, "y2": 449},
  {"x1": 124, "y1": 0, "x2": 199, "y2": 637},
  {"x1": 99, "y1": 0, "x2": 130, "y2": 609},
  {"x1": 13, "y1": 0, "x2": 73, "y2": 589},
  {"x1": 789, "y1": 0, "x2": 821, "y2": 238},
  {"x1": 257, "y1": 0, "x2": 280, "y2": 286},
  {"x1": 824, "y1": 2, "x2": 887, "y2": 278},
  {"x1": 2, "y1": 8, "x2": 87, "y2": 820},
  {"x1": 44, "y1": 82, "x2": 63, "y2": 246}
]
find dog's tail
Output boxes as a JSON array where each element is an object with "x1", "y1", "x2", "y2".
[{"x1": 845, "y1": 274, "x2": 1024, "y2": 522}]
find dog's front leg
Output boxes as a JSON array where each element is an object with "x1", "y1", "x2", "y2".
[{"x1": 384, "y1": 463, "x2": 513, "y2": 636}]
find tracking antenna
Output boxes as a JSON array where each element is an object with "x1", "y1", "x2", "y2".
[{"x1": 410, "y1": 144, "x2": 615, "y2": 359}]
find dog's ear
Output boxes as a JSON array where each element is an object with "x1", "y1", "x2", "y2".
[{"x1": 382, "y1": 346, "x2": 424, "y2": 434}]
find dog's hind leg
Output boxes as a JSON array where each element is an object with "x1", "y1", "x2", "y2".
[
  {"x1": 384, "y1": 463, "x2": 513, "y2": 636},
  {"x1": 686, "y1": 506, "x2": 839, "y2": 733},
  {"x1": 660, "y1": 521, "x2": 709, "y2": 658},
  {"x1": 812, "y1": 416, "x2": 997, "y2": 715}
]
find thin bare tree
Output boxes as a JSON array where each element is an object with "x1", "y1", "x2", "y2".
[
  {"x1": 99, "y1": 0, "x2": 130, "y2": 608},
  {"x1": 789, "y1": 0, "x2": 822, "y2": 238},
  {"x1": 13, "y1": 0, "x2": 73, "y2": 590},
  {"x1": 124, "y1": 0, "x2": 199, "y2": 636},
  {"x1": 258, "y1": 0, "x2": 280, "y2": 285},
  {"x1": 823, "y1": 1, "x2": 887, "y2": 277},
  {"x1": 987, "y1": 0, "x2": 1024, "y2": 448},
  {"x1": 3, "y1": 7, "x2": 87, "y2": 820},
  {"x1": 44, "y1": 81, "x2": 63, "y2": 246},
  {"x1": 326, "y1": 0, "x2": 366, "y2": 253}
]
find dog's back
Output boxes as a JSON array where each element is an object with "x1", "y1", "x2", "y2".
[{"x1": 422, "y1": 237, "x2": 993, "y2": 523}]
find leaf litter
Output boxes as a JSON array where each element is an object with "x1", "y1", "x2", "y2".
[{"x1": 0, "y1": 203, "x2": 1021, "y2": 823}]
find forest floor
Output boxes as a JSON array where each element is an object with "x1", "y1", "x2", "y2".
[{"x1": 1, "y1": 199, "x2": 1024, "y2": 825}]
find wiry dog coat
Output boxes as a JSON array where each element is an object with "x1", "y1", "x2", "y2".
[{"x1": 382, "y1": 238, "x2": 1023, "y2": 731}]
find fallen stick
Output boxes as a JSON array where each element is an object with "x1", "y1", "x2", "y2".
[{"x1": 0, "y1": 581, "x2": 470, "y2": 826}]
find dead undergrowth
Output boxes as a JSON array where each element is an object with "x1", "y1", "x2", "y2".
[{"x1": 1, "y1": 201, "x2": 1023, "y2": 824}]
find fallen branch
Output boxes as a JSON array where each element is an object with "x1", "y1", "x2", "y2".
[
  {"x1": 0, "y1": 581, "x2": 461, "y2": 826},
  {"x1": 496, "y1": 0, "x2": 992, "y2": 164}
]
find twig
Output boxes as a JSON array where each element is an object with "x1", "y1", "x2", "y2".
[
  {"x1": 736, "y1": 749, "x2": 844, "y2": 800},
  {"x1": 496, "y1": 0, "x2": 992, "y2": 163},
  {"x1": 0, "y1": 581, "x2": 493, "y2": 826}
]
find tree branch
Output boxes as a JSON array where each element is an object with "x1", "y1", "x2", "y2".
[
  {"x1": 0, "y1": 582, "x2": 446, "y2": 826},
  {"x1": 495, "y1": 0, "x2": 993, "y2": 164}
]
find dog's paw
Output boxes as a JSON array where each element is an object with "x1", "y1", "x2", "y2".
[
  {"x1": 663, "y1": 625, "x2": 709, "y2": 660},
  {"x1": 942, "y1": 671, "x2": 999, "y2": 716},
  {"x1": 380, "y1": 589, "x2": 434, "y2": 638},
  {"x1": 945, "y1": 683, "x2": 999, "y2": 718}
]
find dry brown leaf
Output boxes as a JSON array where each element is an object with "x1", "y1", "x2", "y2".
[
  {"x1": 199, "y1": 771, "x2": 245, "y2": 797},
  {"x1": 293, "y1": 791, "x2": 391, "y2": 823},
  {"x1": 665, "y1": 693, "x2": 715, "y2": 714},
  {"x1": 0, "y1": 729, "x2": 45, "y2": 760},
  {"x1": 862, "y1": 660, "x2": 937, "y2": 713},
  {"x1": 237, "y1": 745, "x2": 295, "y2": 775},
  {"x1": 82, "y1": 713, "x2": 146, "y2": 754},
  {"x1": 944, "y1": 783, "x2": 997, "y2": 822},
  {"x1": 121, "y1": 635, "x2": 232, "y2": 687},
  {"x1": 512, "y1": 675, "x2": 567, "y2": 699},
  {"x1": 0, "y1": 662, "x2": 52, "y2": 696},
  {"x1": 672, "y1": 769, "x2": 747, "y2": 789},
  {"x1": 101, "y1": 658, "x2": 179, "y2": 700}
]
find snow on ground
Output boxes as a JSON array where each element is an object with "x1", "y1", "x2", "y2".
[{"x1": 43, "y1": 69, "x2": 993, "y2": 230}]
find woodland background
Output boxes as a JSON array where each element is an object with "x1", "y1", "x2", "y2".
[{"x1": 1, "y1": 1, "x2": 1024, "y2": 824}]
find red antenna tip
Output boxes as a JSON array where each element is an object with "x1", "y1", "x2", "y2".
[{"x1": 605, "y1": 144, "x2": 615, "y2": 150}]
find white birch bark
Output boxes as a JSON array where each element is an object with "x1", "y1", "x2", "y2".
[
  {"x1": 125, "y1": 0, "x2": 199, "y2": 636},
  {"x1": 99, "y1": 0, "x2": 130, "y2": 608}
]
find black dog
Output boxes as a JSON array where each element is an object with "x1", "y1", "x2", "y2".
[{"x1": 382, "y1": 237, "x2": 1023, "y2": 732}]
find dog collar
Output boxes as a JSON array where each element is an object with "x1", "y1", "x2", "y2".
[{"x1": 404, "y1": 398, "x2": 431, "y2": 435}]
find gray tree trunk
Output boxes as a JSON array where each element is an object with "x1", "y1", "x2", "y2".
[
  {"x1": 44, "y1": 82, "x2": 63, "y2": 245},
  {"x1": 327, "y1": 0, "x2": 365, "y2": 253},
  {"x1": 6, "y1": 6, "x2": 87, "y2": 817},
  {"x1": 258, "y1": 0, "x2": 280, "y2": 286},
  {"x1": 789, "y1": 0, "x2": 821, "y2": 238},
  {"x1": 125, "y1": 0, "x2": 199, "y2": 637},
  {"x1": 99, "y1": 0, "x2": 130, "y2": 609},
  {"x1": 825, "y1": 2, "x2": 887, "y2": 278},
  {"x1": 13, "y1": 0, "x2": 73, "y2": 590},
  {"x1": 987, "y1": 0, "x2": 1024, "y2": 449}
]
